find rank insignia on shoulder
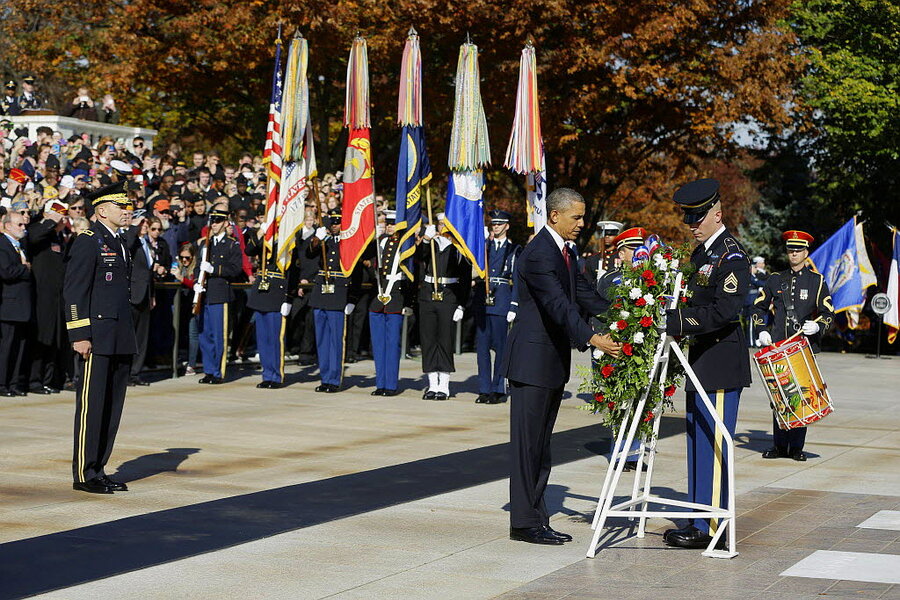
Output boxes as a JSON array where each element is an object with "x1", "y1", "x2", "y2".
[
  {"x1": 725, "y1": 252, "x2": 744, "y2": 260},
  {"x1": 80, "y1": 229, "x2": 94, "y2": 236},
  {"x1": 723, "y1": 272, "x2": 739, "y2": 293}
]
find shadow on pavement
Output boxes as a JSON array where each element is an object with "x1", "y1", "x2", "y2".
[{"x1": 112, "y1": 448, "x2": 201, "y2": 483}]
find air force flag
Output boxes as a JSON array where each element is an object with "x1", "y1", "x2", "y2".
[{"x1": 443, "y1": 170, "x2": 486, "y2": 278}]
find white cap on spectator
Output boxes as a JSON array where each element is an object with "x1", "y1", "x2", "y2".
[
  {"x1": 752, "y1": 256, "x2": 765, "y2": 265},
  {"x1": 60, "y1": 175, "x2": 75, "y2": 189},
  {"x1": 110, "y1": 159, "x2": 131, "y2": 174}
]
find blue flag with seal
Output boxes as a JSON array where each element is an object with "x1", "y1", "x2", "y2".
[
  {"x1": 394, "y1": 125, "x2": 431, "y2": 280},
  {"x1": 443, "y1": 170, "x2": 486, "y2": 278},
  {"x1": 810, "y1": 217, "x2": 868, "y2": 314}
]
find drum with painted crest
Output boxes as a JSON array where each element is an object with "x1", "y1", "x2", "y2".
[{"x1": 753, "y1": 335, "x2": 834, "y2": 430}]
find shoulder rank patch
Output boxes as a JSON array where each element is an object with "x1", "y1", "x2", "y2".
[
  {"x1": 725, "y1": 252, "x2": 743, "y2": 260},
  {"x1": 79, "y1": 229, "x2": 94, "y2": 237},
  {"x1": 723, "y1": 272, "x2": 739, "y2": 293},
  {"x1": 686, "y1": 317, "x2": 700, "y2": 326}
]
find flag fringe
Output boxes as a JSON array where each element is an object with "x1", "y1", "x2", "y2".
[
  {"x1": 344, "y1": 37, "x2": 370, "y2": 129},
  {"x1": 449, "y1": 42, "x2": 490, "y2": 170},
  {"x1": 398, "y1": 29, "x2": 423, "y2": 127}
]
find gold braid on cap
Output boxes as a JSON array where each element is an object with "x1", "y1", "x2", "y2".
[{"x1": 92, "y1": 192, "x2": 128, "y2": 206}]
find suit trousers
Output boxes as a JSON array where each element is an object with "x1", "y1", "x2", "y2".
[
  {"x1": 255, "y1": 310, "x2": 285, "y2": 383},
  {"x1": 419, "y1": 301, "x2": 455, "y2": 373},
  {"x1": 772, "y1": 414, "x2": 807, "y2": 453},
  {"x1": 0, "y1": 321, "x2": 28, "y2": 392},
  {"x1": 72, "y1": 353, "x2": 131, "y2": 482},
  {"x1": 29, "y1": 339, "x2": 66, "y2": 390},
  {"x1": 130, "y1": 299, "x2": 152, "y2": 377},
  {"x1": 475, "y1": 312, "x2": 508, "y2": 394},
  {"x1": 369, "y1": 312, "x2": 402, "y2": 391},
  {"x1": 509, "y1": 380, "x2": 564, "y2": 528},
  {"x1": 198, "y1": 302, "x2": 229, "y2": 379},
  {"x1": 686, "y1": 388, "x2": 741, "y2": 534},
  {"x1": 314, "y1": 308, "x2": 345, "y2": 386}
]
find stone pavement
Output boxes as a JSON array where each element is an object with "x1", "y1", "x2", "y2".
[{"x1": 0, "y1": 350, "x2": 897, "y2": 599}]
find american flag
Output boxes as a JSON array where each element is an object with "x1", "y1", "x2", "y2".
[{"x1": 262, "y1": 34, "x2": 284, "y2": 247}]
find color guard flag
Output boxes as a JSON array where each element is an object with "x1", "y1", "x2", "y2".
[
  {"x1": 810, "y1": 217, "x2": 877, "y2": 328},
  {"x1": 885, "y1": 227, "x2": 900, "y2": 344},
  {"x1": 261, "y1": 28, "x2": 284, "y2": 250}
]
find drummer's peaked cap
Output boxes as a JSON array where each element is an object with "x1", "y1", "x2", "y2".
[
  {"x1": 782, "y1": 230, "x2": 814, "y2": 250},
  {"x1": 672, "y1": 178, "x2": 720, "y2": 224}
]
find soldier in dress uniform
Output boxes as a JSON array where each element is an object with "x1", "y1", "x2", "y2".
[
  {"x1": 582, "y1": 220, "x2": 623, "y2": 284},
  {"x1": 1, "y1": 81, "x2": 20, "y2": 116},
  {"x1": 418, "y1": 212, "x2": 472, "y2": 400},
  {"x1": 473, "y1": 209, "x2": 521, "y2": 404},
  {"x1": 244, "y1": 228, "x2": 292, "y2": 389},
  {"x1": 752, "y1": 230, "x2": 834, "y2": 461},
  {"x1": 368, "y1": 211, "x2": 411, "y2": 396},
  {"x1": 307, "y1": 209, "x2": 360, "y2": 393},
  {"x1": 663, "y1": 178, "x2": 751, "y2": 549},
  {"x1": 193, "y1": 208, "x2": 243, "y2": 384},
  {"x1": 19, "y1": 75, "x2": 44, "y2": 110},
  {"x1": 63, "y1": 181, "x2": 136, "y2": 493}
]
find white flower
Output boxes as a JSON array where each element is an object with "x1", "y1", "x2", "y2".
[
  {"x1": 633, "y1": 331, "x2": 645, "y2": 344},
  {"x1": 629, "y1": 287, "x2": 642, "y2": 300},
  {"x1": 670, "y1": 258, "x2": 679, "y2": 270},
  {"x1": 642, "y1": 294, "x2": 656, "y2": 306},
  {"x1": 653, "y1": 255, "x2": 668, "y2": 269},
  {"x1": 609, "y1": 321, "x2": 619, "y2": 331},
  {"x1": 620, "y1": 310, "x2": 630, "y2": 319}
]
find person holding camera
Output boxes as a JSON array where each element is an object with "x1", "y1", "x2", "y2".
[{"x1": 65, "y1": 87, "x2": 98, "y2": 121}]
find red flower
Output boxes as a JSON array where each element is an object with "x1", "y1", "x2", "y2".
[
  {"x1": 664, "y1": 385, "x2": 676, "y2": 397},
  {"x1": 647, "y1": 278, "x2": 658, "y2": 287},
  {"x1": 622, "y1": 343, "x2": 633, "y2": 356},
  {"x1": 601, "y1": 364, "x2": 615, "y2": 378},
  {"x1": 664, "y1": 252, "x2": 673, "y2": 260},
  {"x1": 640, "y1": 316, "x2": 654, "y2": 328},
  {"x1": 635, "y1": 297, "x2": 647, "y2": 307},
  {"x1": 681, "y1": 296, "x2": 688, "y2": 303},
  {"x1": 641, "y1": 269, "x2": 654, "y2": 280},
  {"x1": 607, "y1": 401, "x2": 616, "y2": 410},
  {"x1": 594, "y1": 392, "x2": 605, "y2": 402},
  {"x1": 643, "y1": 410, "x2": 654, "y2": 422},
  {"x1": 616, "y1": 319, "x2": 628, "y2": 331},
  {"x1": 613, "y1": 300, "x2": 623, "y2": 309}
]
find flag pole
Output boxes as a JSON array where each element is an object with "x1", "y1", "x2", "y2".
[
  {"x1": 260, "y1": 21, "x2": 284, "y2": 285},
  {"x1": 425, "y1": 183, "x2": 441, "y2": 301}
]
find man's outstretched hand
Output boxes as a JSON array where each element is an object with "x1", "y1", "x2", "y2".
[{"x1": 590, "y1": 333, "x2": 621, "y2": 358}]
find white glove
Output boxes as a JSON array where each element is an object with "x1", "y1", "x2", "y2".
[
  {"x1": 506, "y1": 311, "x2": 516, "y2": 323},
  {"x1": 452, "y1": 306, "x2": 464, "y2": 322},
  {"x1": 802, "y1": 320, "x2": 820, "y2": 336},
  {"x1": 314, "y1": 226, "x2": 327, "y2": 240},
  {"x1": 756, "y1": 330, "x2": 772, "y2": 347},
  {"x1": 193, "y1": 282, "x2": 205, "y2": 294},
  {"x1": 280, "y1": 302, "x2": 292, "y2": 317},
  {"x1": 344, "y1": 303, "x2": 355, "y2": 315},
  {"x1": 401, "y1": 307, "x2": 414, "y2": 317},
  {"x1": 200, "y1": 260, "x2": 214, "y2": 273},
  {"x1": 424, "y1": 225, "x2": 436, "y2": 240}
]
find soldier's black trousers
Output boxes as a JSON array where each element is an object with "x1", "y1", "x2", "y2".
[
  {"x1": 72, "y1": 353, "x2": 131, "y2": 483},
  {"x1": 419, "y1": 301, "x2": 455, "y2": 373}
]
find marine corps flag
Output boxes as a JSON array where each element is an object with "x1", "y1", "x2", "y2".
[
  {"x1": 395, "y1": 29, "x2": 432, "y2": 280},
  {"x1": 443, "y1": 40, "x2": 490, "y2": 278},
  {"x1": 275, "y1": 32, "x2": 317, "y2": 271},
  {"x1": 339, "y1": 36, "x2": 376, "y2": 276}
]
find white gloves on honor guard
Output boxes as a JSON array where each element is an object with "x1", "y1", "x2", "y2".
[
  {"x1": 756, "y1": 331, "x2": 773, "y2": 347},
  {"x1": 802, "y1": 320, "x2": 820, "y2": 336},
  {"x1": 452, "y1": 306, "x2": 464, "y2": 322},
  {"x1": 280, "y1": 303, "x2": 292, "y2": 317}
]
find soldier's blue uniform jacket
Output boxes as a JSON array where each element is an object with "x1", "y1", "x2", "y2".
[
  {"x1": 472, "y1": 239, "x2": 521, "y2": 316},
  {"x1": 307, "y1": 234, "x2": 361, "y2": 311},
  {"x1": 369, "y1": 233, "x2": 411, "y2": 314},
  {"x1": 751, "y1": 266, "x2": 834, "y2": 351},
  {"x1": 64, "y1": 221, "x2": 137, "y2": 355},
  {"x1": 1, "y1": 94, "x2": 20, "y2": 117},
  {"x1": 194, "y1": 233, "x2": 243, "y2": 305},
  {"x1": 368, "y1": 233, "x2": 411, "y2": 393}
]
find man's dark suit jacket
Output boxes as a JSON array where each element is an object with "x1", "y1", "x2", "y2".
[
  {"x1": 501, "y1": 227, "x2": 609, "y2": 389},
  {"x1": 0, "y1": 233, "x2": 33, "y2": 322}
]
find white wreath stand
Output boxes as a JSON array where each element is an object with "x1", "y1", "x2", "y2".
[{"x1": 585, "y1": 279, "x2": 738, "y2": 559}]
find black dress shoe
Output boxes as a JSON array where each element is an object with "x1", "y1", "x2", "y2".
[
  {"x1": 130, "y1": 377, "x2": 150, "y2": 387},
  {"x1": 327, "y1": 384, "x2": 340, "y2": 393},
  {"x1": 315, "y1": 384, "x2": 330, "y2": 393},
  {"x1": 664, "y1": 526, "x2": 715, "y2": 549},
  {"x1": 0, "y1": 390, "x2": 17, "y2": 397},
  {"x1": 11, "y1": 389, "x2": 26, "y2": 396},
  {"x1": 762, "y1": 447, "x2": 788, "y2": 459},
  {"x1": 381, "y1": 389, "x2": 399, "y2": 397},
  {"x1": 663, "y1": 525, "x2": 696, "y2": 543},
  {"x1": 434, "y1": 392, "x2": 448, "y2": 401},
  {"x1": 207, "y1": 377, "x2": 224, "y2": 385},
  {"x1": 371, "y1": 388, "x2": 385, "y2": 396},
  {"x1": 199, "y1": 375, "x2": 213, "y2": 384},
  {"x1": 475, "y1": 393, "x2": 492, "y2": 404},
  {"x1": 345, "y1": 357, "x2": 357, "y2": 364},
  {"x1": 257, "y1": 381, "x2": 272, "y2": 389},
  {"x1": 98, "y1": 475, "x2": 128, "y2": 491},
  {"x1": 29, "y1": 386, "x2": 52, "y2": 395},
  {"x1": 268, "y1": 382, "x2": 283, "y2": 389},
  {"x1": 487, "y1": 393, "x2": 508, "y2": 404},
  {"x1": 423, "y1": 390, "x2": 436, "y2": 400},
  {"x1": 544, "y1": 525, "x2": 573, "y2": 541},
  {"x1": 510, "y1": 526, "x2": 565, "y2": 545},
  {"x1": 73, "y1": 478, "x2": 113, "y2": 494},
  {"x1": 791, "y1": 450, "x2": 807, "y2": 462},
  {"x1": 47, "y1": 386, "x2": 60, "y2": 394}
]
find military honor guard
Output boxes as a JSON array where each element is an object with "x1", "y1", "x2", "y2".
[
  {"x1": 663, "y1": 178, "x2": 751, "y2": 549},
  {"x1": 368, "y1": 211, "x2": 410, "y2": 397},
  {"x1": 244, "y1": 229, "x2": 292, "y2": 389},
  {"x1": 63, "y1": 182, "x2": 136, "y2": 493},
  {"x1": 307, "y1": 209, "x2": 360, "y2": 393},
  {"x1": 418, "y1": 213, "x2": 472, "y2": 400},
  {"x1": 2, "y1": 80, "x2": 20, "y2": 116},
  {"x1": 19, "y1": 75, "x2": 44, "y2": 110},
  {"x1": 582, "y1": 220, "x2": 623, "y2": 284},
  {"x1": 193, "y1": 208, "x2": 243, "y2": 384},
  {"x1": 473, "y1": 210, "x2": 521, "y2": 404},
  {"x1": 752, "y1": 230, "x2": 834, "y2": 461}
]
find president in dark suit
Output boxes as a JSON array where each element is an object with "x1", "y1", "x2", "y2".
[{"x1": 501, "y1": 187, "x2": 622, "y2": 545}]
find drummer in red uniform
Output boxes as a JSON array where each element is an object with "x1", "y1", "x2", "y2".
[{"x1": 751, "y1": 230, "x2": 834, "y2": 461}]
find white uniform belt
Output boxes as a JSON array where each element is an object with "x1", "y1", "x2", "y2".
[
  {"x1": 318, "y1": 270, "x2": 348, "y2": 278},
  {"x1": 489, "y1": 277, "x2": 512, "y2": 285},
  {"x1": 425, "y1": 276, "x2": 459, "y2": 284}
]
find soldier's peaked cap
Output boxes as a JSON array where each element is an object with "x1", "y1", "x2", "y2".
[
  {"x1": 85, "y1": 180, "x2": 130, "y2": 207},
  {"x1": 672, "y1": 178, "x2": 720, "y2": 224},
  {"x1": 782, "y1": 230, "x2": 814, "y2": 250}
]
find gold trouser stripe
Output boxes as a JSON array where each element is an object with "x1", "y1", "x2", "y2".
[
  {"x1": 77, "y1": 354, "x2": 94, "y2": 483},
  {"x1": 220, "y1": 303, "x2": 229, "y2": 377},
  {"x1": 710, "y1": 389, "x2": 725, "y2": 535},
  {"x1": 339, "y1": 314, "x2": 347, "y2": 387},
  {"x1": 278, "y1": 316, "x2": 286, "y2": 380}
]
